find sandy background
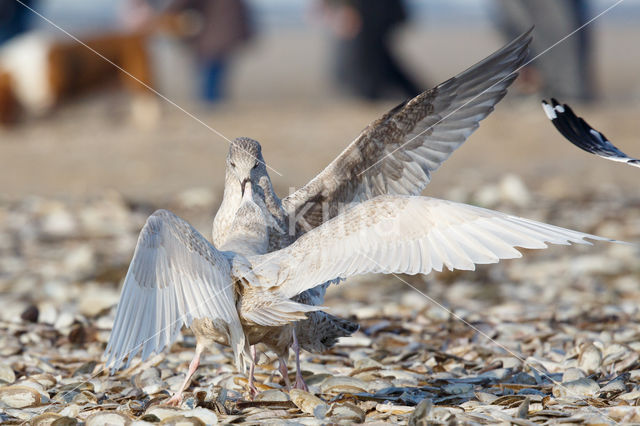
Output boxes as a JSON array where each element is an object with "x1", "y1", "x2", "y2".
[{"x1": 1, "y1": 23, "x2": 639, "y2": 212}]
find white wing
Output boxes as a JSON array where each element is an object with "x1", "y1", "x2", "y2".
[
  {"x1": 104, "y1": 209, "x2": 245, "y2": 372},
  {"x1": 250, "y1": 196, "x2": 614, "y2": 299}
]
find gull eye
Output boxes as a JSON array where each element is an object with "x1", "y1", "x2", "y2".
[{"x1": 230, "y1": 162, "x2": 236, "y2": 168}]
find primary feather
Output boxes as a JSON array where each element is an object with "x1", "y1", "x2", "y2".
[
  {"x1": 103, "y1": 209, "x2": 246, "y2": 372},
  {"x1": 283, "y1": 29, "x2": 533, "y2": 235},
  {"x1": 250, "y1": 196, "x2": 614, "y2": 299}
]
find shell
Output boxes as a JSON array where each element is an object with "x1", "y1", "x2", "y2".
[
  {"x1": 0, "y1": 385, "x2": 41, "y2": 408},
  {"x1": 290, "y1": 389, "x2": 329, "y2": 419}
]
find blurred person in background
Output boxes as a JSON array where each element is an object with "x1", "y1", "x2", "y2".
[
  {"x1": 125, "y1": 0, "x2": 252, "y2": 103},
  {"x1": 0, "y1": 0, "x2": 36, "y2": 44},
  {"x1": 319, "y1": 0, "x2": 421, "y2": 101},
  {"x1": 163, "y1": 0, "x2": 253, "y2": 103},
  {"x1": 494, "y1": 0, "x2": 595, "y2": 102}
]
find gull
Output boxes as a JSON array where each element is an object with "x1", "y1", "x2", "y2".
[
  {"x1": 211, "y1": 28, "x2": 535, "y2": 390},
  {"x1": 542, "y1": 98, "x2": 640, "y2": 168},
  {"x1": 103, "y1": 181, "x2": 615, "y2": 403},
  {"x1": 103, "y1": 29, "x2": 618, "y2": 402}
]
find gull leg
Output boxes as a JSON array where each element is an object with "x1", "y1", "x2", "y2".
[
  {"x1": 247, "y1": 345, "x2": 259, "y2": 398},
  {"x1": 292, "y1": 329, "x2": 308, "y2": 391},
  {"x1": 278, "y1": 356, "x2": 291, "y2": 389},
  {"x1": 166, "y1": 344, "x2": 203, "y2": 406}
]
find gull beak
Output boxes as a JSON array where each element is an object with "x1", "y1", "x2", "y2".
[{"x1": 241, "y1": 178, "x2": 250, "y2": 197}]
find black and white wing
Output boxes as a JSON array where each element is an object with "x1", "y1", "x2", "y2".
[
  {"x1": 542, "y1": 98, "x2": 640, "y2": 168},
  {"x1": 103, "y1": 209, "x2": 245, "y2": 372},
  {"x1": 250, "y1": 196, "x2": 614, "y2": 299},
  {"x1": 282, "y1": 29, "x2": 532, "y2": 235}
]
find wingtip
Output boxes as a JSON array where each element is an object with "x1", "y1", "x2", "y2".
[{"x1": 541, "y1": 100, "x2": 557, "y2": 120}]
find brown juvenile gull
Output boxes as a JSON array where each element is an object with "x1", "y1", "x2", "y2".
[
  {"x1": 210, "y1": 28, "x2": 534, "y2": 389},
  {"x1": 542, "y1": 98, "x2": 640, "y2": 168}
]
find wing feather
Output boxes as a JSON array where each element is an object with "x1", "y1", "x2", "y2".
[
  {"x1": 249, "y1": 196, "x2": 616, "y2": 299},
  {"x1": 543, "y1": 98, "x2": 640, "y2": 168},
  {"x1": 104, "y1": 209, "x2": 245, "y2": 372},
  {"x1": 283, "y1": 29, "x2": 533, "y2": 235}
]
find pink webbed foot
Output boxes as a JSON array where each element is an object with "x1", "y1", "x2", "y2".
[
  {"x1": 164, "y1": 344, "x2": 203, "y2": 407},
  {"x1": 165, "y1": 392, "x2": 183, "y2": 406}
]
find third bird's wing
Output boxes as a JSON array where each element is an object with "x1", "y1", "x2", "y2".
[{"x1": 543, "y1": 98, "x2": 640, "y2": 168}]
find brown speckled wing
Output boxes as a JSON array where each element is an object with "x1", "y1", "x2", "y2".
[{"x1": 282, "y1": 29, "x2": 532, "y2": 235}]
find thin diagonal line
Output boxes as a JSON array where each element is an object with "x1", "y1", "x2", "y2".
[
  {"x1": 13, "y1": 0, "x2": 283, "y2": 177},
  {"x1": 357, "y1": 0, "x2": 624, "y2": 179},
  {"x1": 356, "y1": 250, "x2": 617, "y2": 424}
]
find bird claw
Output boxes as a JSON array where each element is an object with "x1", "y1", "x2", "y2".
[
  {"x1": 294, "y1": 376, "x2": 308, "y2": 392},
  {"x1": 165, "y1": 393, "x2": 183, "y2": 407},
  {"x1": 247, "y1": 383, "x2": 259, "y2": 400}
]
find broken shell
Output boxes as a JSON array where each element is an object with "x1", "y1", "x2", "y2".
[
  {"x1": 578, "y1": 344, "x2": 602, "y2": 374},
  {"x1": 134, "y1": 367, "x2": 165, "y2": 395},
  {"x1": 320, "y1": 376, "x2": 369, "y2": 393},
  {"x1": 85, "y1": 411, "x2": 131, "y2": 426},
  {"x1": 375, "y1": 403, "x2": 414, "y2": 415},
  {"x1": 443, "y1": 382, "x2": 474, "y2": 395},
  {"x1": 0, "y1": 385, "x2": 41, "y2": 408},
  {"x1": 254, "y1": 389, "x2": 290, "y2": 401},
  {"x1": 562, "y1": 367, "x2": 586, "y2": 383},
  {"x1": 50, "y1": 417, "x2": 78, "y2": 426},
  {"x1": 0, "y1": 363, "x2": 16, "y2": 384},
  {"x1": 328, "y1": 402, "x2": 366, "y2": 423},
  {"x1": 31, "y1": 373, "x2": 57, "y2": 390},
  {"x1": 408, "y1": 398, "x2": 432, "y2": 425},
  {"x1": 290, "y1": 389, "x2": 329, "y2": 419},
  {"x1": 159, "y1": 416, "x2": 205, "y2": 426},
  {"x1": 552, "y1": 378, "x2": 600, "y2": 398},
  {"x1": 182, "y1": 407, "x2": 218, "y2": 425},
  {"x1": 145, "y1": 406, "x2": 183, "y2": 421},
  {"x1": 28, "y1": 413, "x2": 64, "y2": 426}
]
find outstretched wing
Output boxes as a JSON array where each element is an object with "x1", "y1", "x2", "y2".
[
  {"x1": 250, "y1": 196, "x2": 614, "y2": 299},
  {"x1": 282, "y1": 29, "x2": 532, "y2": 235},
  {"x1": 542, "y1": 98, "x2": 640, "y2": 168},
  {"x1": 104, "y1": 209, "x2": 245, "y2": 372}
]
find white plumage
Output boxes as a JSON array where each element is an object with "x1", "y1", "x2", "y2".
[
  {"x1": 104, "y1": 209, "x2": 247, "y2": 373},
  {"x1": 250, "y1": 196, "x2": 612, "y2": 299}
]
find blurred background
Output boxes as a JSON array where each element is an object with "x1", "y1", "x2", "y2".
[{"x1": 0, "y1": 0, "x2": 638, "y2": 332}]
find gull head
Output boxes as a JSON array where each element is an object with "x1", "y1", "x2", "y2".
[{"x1": 227, "y1": 137, "x2": 267, "y2": 195}]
